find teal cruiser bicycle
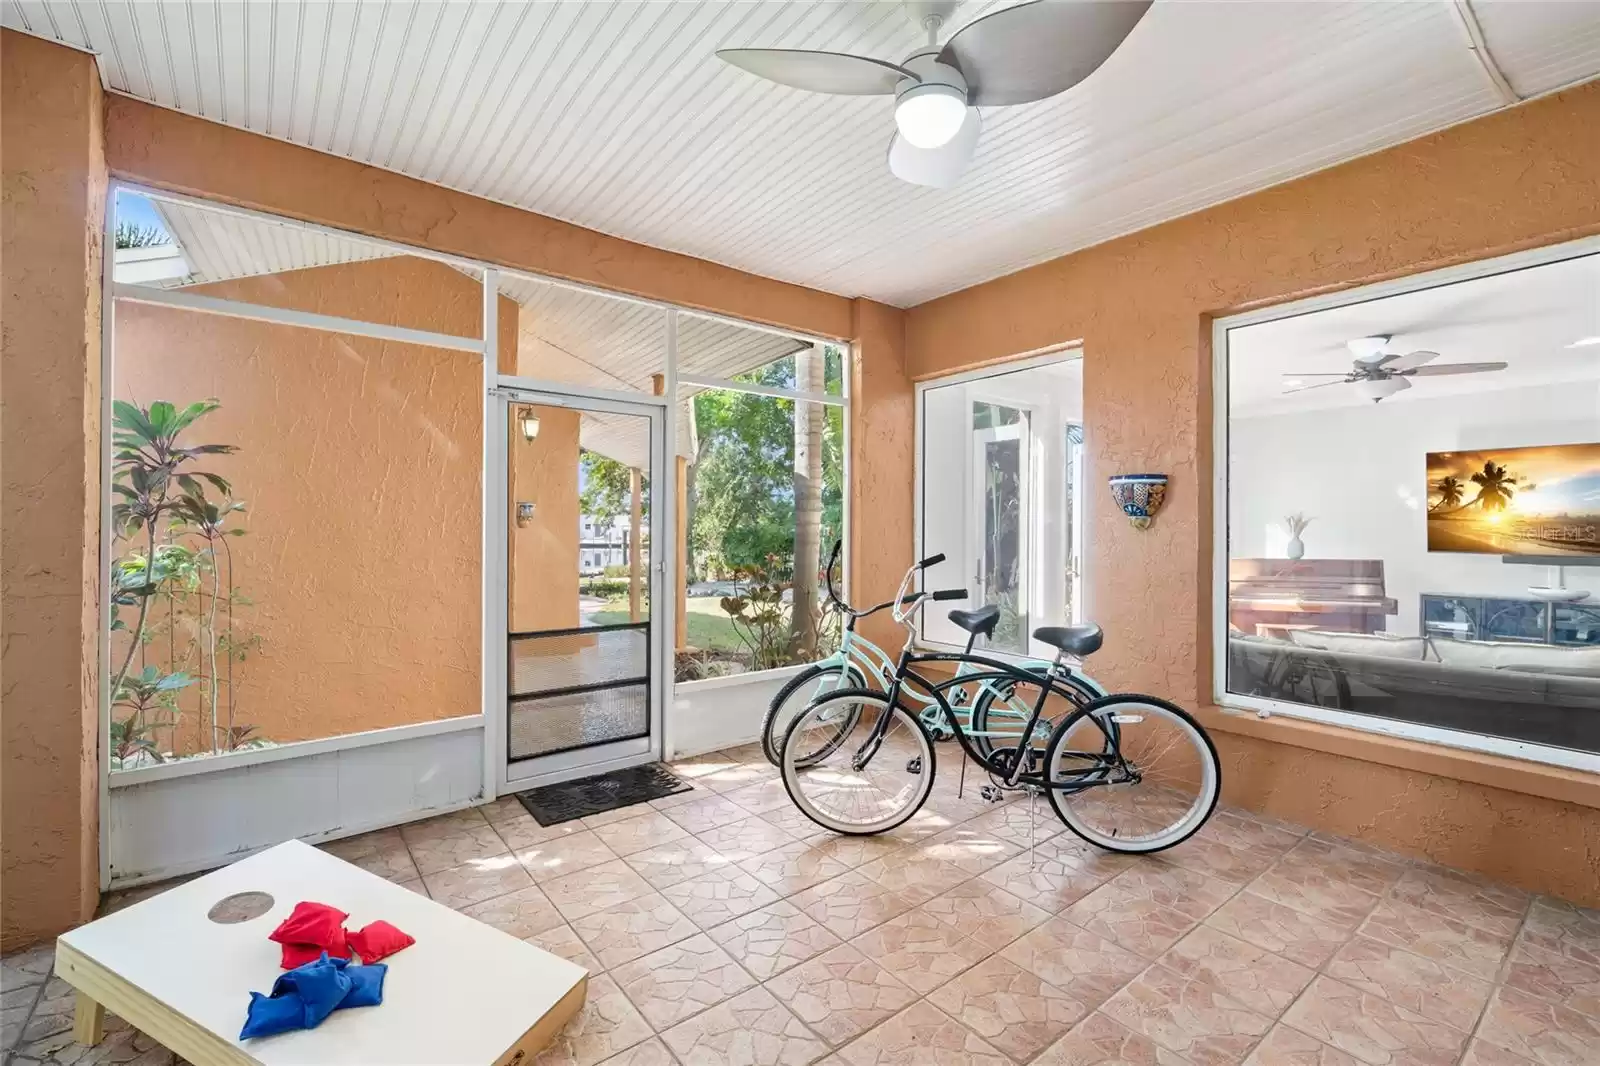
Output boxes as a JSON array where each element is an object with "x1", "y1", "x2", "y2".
[
  {"x1": 760, "y1": 542, "x2": 1107, "y2": 767},
  {"x1": 776, "y1": 553, "x2": 1221, "y2": 851}
]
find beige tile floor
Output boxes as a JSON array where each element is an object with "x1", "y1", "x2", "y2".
[{"x1": 4, "y1": 743, "x2": 1598, "y2": 1066}]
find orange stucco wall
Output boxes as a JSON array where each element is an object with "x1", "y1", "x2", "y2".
[
  {"x1": 902, "y1": 82, "x2": 1600, "y2": 904},
  {"x1": 508, "y1": 405, "x2": 582, "y2": 634},
  {"x1": 849, "y1": 299, "x2": 916, "y2": 653},
  {"x1": 111, "y1": 256, "x2": 515, "y2": 750},
  {"x1": 1, "y1": 32, "x2": 107, "y2": 953}
]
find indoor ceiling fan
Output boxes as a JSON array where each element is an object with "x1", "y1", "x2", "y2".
[
  {"x1": 716, "y1": 0, "x2": 1151, "y2": 188},
  {"x1": 1283, "y1": 335, "x2": 1508, "y2": 402}
]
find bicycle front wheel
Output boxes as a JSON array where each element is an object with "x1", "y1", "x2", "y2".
[
  {"x1": 1044, "y1": 694, "x2": 1219, "y2": 853},
  {"x1": 779, "y1": 689, "x2": 935, "y2": 836}
]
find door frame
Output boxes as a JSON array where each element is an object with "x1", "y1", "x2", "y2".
[{"x1": 487, "y1": 381, "x2": 670, "y2": 794}]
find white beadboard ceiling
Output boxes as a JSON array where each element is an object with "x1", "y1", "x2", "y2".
[{"x1": 19, "y1": 1, "x2": 1599, "y2": 306}]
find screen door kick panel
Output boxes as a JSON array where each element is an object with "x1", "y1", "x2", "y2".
[{"x1": 507, "y1": 624, "x2": 650, "y2": 761}]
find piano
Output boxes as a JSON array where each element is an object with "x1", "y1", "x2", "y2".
[{"x1": 1228, "y1": 559, "x2": 1398, "y2": 637}]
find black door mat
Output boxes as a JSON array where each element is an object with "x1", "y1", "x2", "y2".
[{"x1": 514, "y1": 763, "x2": 693, "y2": 826}]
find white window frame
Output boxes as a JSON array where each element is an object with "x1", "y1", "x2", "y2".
[
  {"x1": 97, "y1": 180, "x2": 853, "y2": 884},
  {"x1": 1211, "y1": 234, "x2": 1600, "y2": 776},
  {"x1": 913, "y1": 346, "x2": 1085, "y2": 663}
]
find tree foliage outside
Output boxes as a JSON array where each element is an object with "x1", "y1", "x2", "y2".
[
  {"x1": 579, "y1": 449, "x2": 647, "y2": 526},
  {"x1": 690, "y1": 346, "x2": 844, "y2": 582},
  {"x1": 114, "y1": 220, "x2": 168, "y2": 249},
  {"x1": 689, "y1": 345, "x2": 845, "y2": 671}
]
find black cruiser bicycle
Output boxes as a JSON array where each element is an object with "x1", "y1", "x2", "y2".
[{"x1": 776, "y1": 554, "x2": 1221, "y2": 853}]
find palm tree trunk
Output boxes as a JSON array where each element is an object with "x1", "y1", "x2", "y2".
[{"x1": 789, "y1": 346, "x2": 825, "y2": 658}]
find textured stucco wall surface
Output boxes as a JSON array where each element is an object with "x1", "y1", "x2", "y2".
[
  {"x1": 1, "y1": 31, "x2": 107, "y2": 951},
  {"x1": 902, "y1": 82, "x2": 1600, "y2": 901},
  {"x1": 1219, "y1": 731, "x2": 1600, "y2": 906},
  {"x1": 113, "y1": 256, "x2": 505, "y2": 751},
  {"x1": 508, "y1": 405, "x2": 582, "y2": 634},
  {"x1": 848, "y1": 299, "x2": 916, "y2": 653}
]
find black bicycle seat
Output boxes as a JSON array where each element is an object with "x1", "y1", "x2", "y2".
[
  {"x1": 1033, "y1": 624, "x2": 1103, "y2": 657},
  {"x1": 947, "y1": 605, "x2": 1001, "y2": 638}
]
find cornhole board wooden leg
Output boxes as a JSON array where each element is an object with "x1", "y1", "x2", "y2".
[
  {"x1": 492, "y1": 978, "x2": 587, "y2": 1066},
  {"x1": 72, "y1": 992, "x2": 105, "y2": 1045}
]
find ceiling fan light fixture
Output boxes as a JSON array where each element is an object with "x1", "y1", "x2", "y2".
[
  {"x1": 1356, "y1": 376, "x2": 1410, "y2": 402},
  {"x1": 895, "y1": 82, "x2": 967, "y2": 148}
]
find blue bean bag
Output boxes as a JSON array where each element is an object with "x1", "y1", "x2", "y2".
[{"x1": 240, "y1": 953, "x2": 389, "y2": 1040}]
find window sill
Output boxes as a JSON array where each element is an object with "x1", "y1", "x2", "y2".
[
  {"x1": 674, "y1": 663, "x2": 810, "y2": 693},
  {"x1": 1197, "y1": 702, "x2": 1600, "y2": 812},
  {"x1": 107, "y1": 715, "x2": 484, "y2": 788}
]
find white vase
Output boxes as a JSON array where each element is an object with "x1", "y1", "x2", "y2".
[{"x1": 1287, "y1": 535, "x2": 1305, "y2": 561}]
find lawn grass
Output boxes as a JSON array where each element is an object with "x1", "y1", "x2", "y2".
[{"x1": 591, "y1": 595, "x2": 744, "y2": 652}]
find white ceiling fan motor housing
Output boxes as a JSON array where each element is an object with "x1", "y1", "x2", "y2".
[{"x1": 895, "y1": 50, "x2": 970, "y2": 149}]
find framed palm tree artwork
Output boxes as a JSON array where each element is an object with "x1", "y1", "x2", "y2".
[{"x1": 1426, "y1": 443, "x2": 1600, "y2": 556}]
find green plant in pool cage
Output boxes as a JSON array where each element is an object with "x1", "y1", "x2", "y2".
[
  {"x1": 109, "y1": 398, "x2": 262, "y2": 761},
  {"x1": 110, "y1": 665, "x2": 193, "y2": 768}
]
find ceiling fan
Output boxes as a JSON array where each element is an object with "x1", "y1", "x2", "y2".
[
  {"x1": 1282, "y1": 335, "x2": 1508, "y2": 403},
  {"x1": 716, "y1": 0, "x2": 1151, "y2": 188}
]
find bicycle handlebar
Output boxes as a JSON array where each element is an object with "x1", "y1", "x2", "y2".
[
  {"x1": 930, "y1": 588, "x2": 969, "y2": 602},
  {"x1": 918, "y1": 553, "x2": 946, "y2": 569}
]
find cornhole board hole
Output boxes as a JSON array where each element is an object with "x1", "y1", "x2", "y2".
[{"x1": 54, "y1": 839, "x2": 586, "y2": 1065}]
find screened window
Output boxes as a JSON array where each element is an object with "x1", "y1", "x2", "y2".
[{"x1": 675, "y1": 317, "x2": 847, "y2": 681}]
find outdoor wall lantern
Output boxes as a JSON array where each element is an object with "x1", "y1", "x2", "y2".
[
  {"x1": 519, "y1": 407, "x2": 541, "y2": 443},
  {"x1": 1108, "y1": 473, "x2": 1169, "y2": 530}
]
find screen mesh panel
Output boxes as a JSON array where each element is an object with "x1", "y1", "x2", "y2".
[
  {"x1": 510, "y1": 625, "x2": 647, "y2": 697},
  {"x1": 508, "y1": 683, "x2": 649, "y2": 761}
]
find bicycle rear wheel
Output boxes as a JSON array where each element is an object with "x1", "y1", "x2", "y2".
[
  {"x1": 779, "y1": 689, "x2": 935, "y2": 835},
  {"x1": 1043, "y1": 694, "x2": 1219, "y2": 853},
  {"x1": 761, "y1": 660, "x2": 868, "y2": 766}
]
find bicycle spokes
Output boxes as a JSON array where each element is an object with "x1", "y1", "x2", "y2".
[
  {"x1": 781, "y1": 693, "x2": 933, "y2": 835},
  {"x1": 1047, "y1": 698, "x2": 1217, "y2": 851}
]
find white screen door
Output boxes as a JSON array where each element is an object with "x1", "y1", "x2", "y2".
[{"x1": 494, "y1": 388, "x2": 666, "y2": 791}]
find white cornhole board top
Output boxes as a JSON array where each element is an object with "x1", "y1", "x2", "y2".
[{"x1": 56, "y1": 839, "x2": 587, "y2": 1065}]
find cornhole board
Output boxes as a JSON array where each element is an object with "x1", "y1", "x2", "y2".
[{"x1": 54, "y1": 839, "x2": 587, "y2": 1066}]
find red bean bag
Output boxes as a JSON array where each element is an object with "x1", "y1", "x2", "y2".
[{"x1": 346, "y1": 920, "x2": 415, "y2": 964}]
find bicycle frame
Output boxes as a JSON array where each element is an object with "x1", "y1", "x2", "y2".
[
  {"x1": 837, "y1": 560, "x2": 1127, "y2": 793},
  {"x1": 806, "y1": 611, "x2": 1107, "y2": 743}
]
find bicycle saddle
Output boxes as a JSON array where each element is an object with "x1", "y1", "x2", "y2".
[
  {"x1": 947, "y1": 605, "x2": 1001, "y2": 638},
  {"x1": 1033, "y1": 624, "x2": 1103, "y2": 657}
]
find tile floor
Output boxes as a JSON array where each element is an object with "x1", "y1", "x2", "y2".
[{"x1": 3, "y1": 743, "x2": 1598, "y2": 1066}]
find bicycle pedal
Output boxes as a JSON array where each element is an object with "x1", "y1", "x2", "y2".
[{"x1": 978, "y1": 785, "x2": 1007, "y2": 803}]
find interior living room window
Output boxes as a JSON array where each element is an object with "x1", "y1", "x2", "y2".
[
  {"x1": 918, "y1": 353, "x2": 1084, "y2": 657},
  {"x1": 1217, "y1": 239, "x2": 1600, "y2": 768}
]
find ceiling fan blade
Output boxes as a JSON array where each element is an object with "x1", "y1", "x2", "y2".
[
  {"x1": 716, "y1": 48, "x2": 915, "y2": 95},
  {"x1": 1283, "y1": 372, "x2": 1355, "y2": 377},
  {"x1": 938, "y1": 0, "x2": 1152, "y2": 106},
  {"x1": 1282, "y1": 380, "x2": 1349, "y2": 394},
  {"x1": 1381, "y1": 349, "x2": 1441, "y2": 371},
  {"x1": 888, "y1": 107, "x2": 981, "y2": 188},
  {"x1": 1405, "y1": 361, "x2": 1509, "y2": 376}
]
